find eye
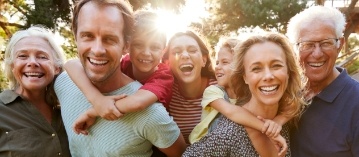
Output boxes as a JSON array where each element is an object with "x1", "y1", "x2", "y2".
[
  {"x1": 320, "y1": 41, "x2": 333, "y2": 47},
  {"x1": 38, "y1": 54, "x2": 49, "y2": 60},
  {"x1": 17, "y1": 54, "x2": 27, "y2": 59},
  {"x1": 150, "y1": 45, "x2": 162, "y2": 51},
  {"x1": 272, "y1": 64, "x2": 283, "y2": 69},
  {"x1": 251, "y1": 66, "x2": 261, "y2": 72},
  {"x1": 80, "y1": 33, "x2": 94, "y2": 40},
  {"x1": 132, "y1": 42, "x2": 142, "y2": 48},
  {"x1": 215, "y1": 61, "x2": 219, "y2": 66},
  {"x1": 188, "y1": 47, "x2": 198, "y2": 53}
]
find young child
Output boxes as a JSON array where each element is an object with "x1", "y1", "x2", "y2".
[
  {"x1": 65, "y1": 10, "x2": 173, "y2": 134},
  {"x1": 189, "y1": 37, "x2": 292, "y2": 155}
]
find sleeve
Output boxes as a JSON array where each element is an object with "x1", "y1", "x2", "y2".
[
  {"x1": 139, "y1": 63, "x2": 173, "y2": 109},
  {"x1": 141, "y1": 104, "x2": 180, "y2": 148},
  {"x1": 201, "y1": 85, "x2": 225, "y2": 110},
  {"x1": 352, "y1": 113, "x2": 359, "y2": 157}
]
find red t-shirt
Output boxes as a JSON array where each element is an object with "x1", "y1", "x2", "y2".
[{"x1": 121, "y1": 54, "x2": 173, "y2": 109}]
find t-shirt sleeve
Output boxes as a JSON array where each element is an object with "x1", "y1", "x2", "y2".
[
  {"x1": 201, "y1": 85, "x2": 225, "y2": 110},
  {"x1": 139, "y1": 63, "x2": 173, "y2": 109},
  {"x1": 141, "y1": 104, "x2": 180, "y2": 148}
]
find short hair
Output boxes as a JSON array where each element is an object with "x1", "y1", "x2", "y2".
[
  {"x1": 231, "y1": 32, "x2": 307, "y2": 125},
  {"x1": 164, "y1": 30, "x2": 215, "y2": 78},
  {"x1": 286, "y1": 5, "x2": 346, "y2": 43},
  {"x1": 72, "y1": 0, "x2": 134, "y2": 42},
  {"x1": 132, "y1": 9, "x2": 166, "y2": 46},
  {"x1": 4, "y1": 25, "x2": 65, "y2": 108}
]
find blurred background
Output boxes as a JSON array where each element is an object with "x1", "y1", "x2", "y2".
[{"x1": 1, "y1": 0, "x2": 359, "y2": 91}]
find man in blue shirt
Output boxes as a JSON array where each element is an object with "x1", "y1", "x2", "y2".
[{"x1": 287, "y1": 6, "x2": 359, "y2": 157}]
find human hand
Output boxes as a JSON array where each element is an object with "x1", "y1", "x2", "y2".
[
  {"x1": 257, "y1": 116, "x2": 282, "y2": 138},
  {"x1": 92, "y1": 94, "x2": 127, "y2": 120},
  {"x1": 269, "y1": 134, "x2": 288, "y2": 157},
  {"x1": 72, "y1": 109, "x2": 97, "y2": 135}
]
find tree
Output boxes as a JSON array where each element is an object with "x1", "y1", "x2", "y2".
[{"x1": 197, "y1": 0, "x2": 308, "y2": 46}]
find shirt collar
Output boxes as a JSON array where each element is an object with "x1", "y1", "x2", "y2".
[
  {"x1": 0, "y1": 90, "x2": 21, "y2": 105},
  {"x1": 316, "y1": 67, "x2": 349, "y2": 103}
]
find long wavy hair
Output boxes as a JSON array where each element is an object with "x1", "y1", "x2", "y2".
[{"x1": 231, "y1": 32, "x2": 307, "y2": 126}]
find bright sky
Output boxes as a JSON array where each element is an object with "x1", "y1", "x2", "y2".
[{"x1": 155, "y1": 0, "x2": 209, "y2": 38}]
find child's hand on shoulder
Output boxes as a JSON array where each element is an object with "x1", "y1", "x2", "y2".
[{"x1": 257, "y1": 116, "x2": 282, "y2": 138}]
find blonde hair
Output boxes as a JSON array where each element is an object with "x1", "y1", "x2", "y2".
[
  {"x1": 231, "y1": 32, "x2": 307, "y2": 125},
  {"x1": 4, "y1": 25, "x2": 65, "y2": 108}
]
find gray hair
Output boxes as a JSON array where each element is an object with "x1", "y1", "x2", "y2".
[
  {"x1": 4, "y1": 25, "x2": 65, "y2": 89},
  {"x1": 286, "y1": 5, "x2": 346, "y2": 43}
]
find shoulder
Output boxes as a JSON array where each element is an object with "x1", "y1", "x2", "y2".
[{"x1": 0, "y1": 90, "x2": 21, "y2": 105}]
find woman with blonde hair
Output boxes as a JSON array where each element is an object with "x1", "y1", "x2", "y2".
[{"x1": 183, "y1": 32, "x2": 306, "y2": 157}]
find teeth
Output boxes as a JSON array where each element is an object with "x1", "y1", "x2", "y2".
[
  {"x1": 24, "y1": 72, "x2": 43, "y2": 78},
  {"x1": 89, "y1": 58, "x2": 108, "y2": 65},
  {"x1": 139, "y1": 59, "x2": 151, "y2": 63},
  {"x1": 180, "y1": 64, "x2": 193, "y2": 69},
  {"x1": 308, "y1": 62, "x2": 324, "y2": 67},
  {"x1": 260, "y1": 85, "x2": 278, "y2": 92}
]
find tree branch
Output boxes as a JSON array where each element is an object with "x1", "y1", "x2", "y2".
[{"x1": 8, "y1": 0, "x2": 29, "y2": 17}]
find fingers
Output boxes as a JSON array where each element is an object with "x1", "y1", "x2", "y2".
[{"x1": 278, "y1": 141, "x2": 288, "y2": 157}]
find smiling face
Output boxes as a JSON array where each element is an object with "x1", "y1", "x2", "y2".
[
  {"x1": 12, "y1": 36, "x2": 60, "y2": 93},
  {"x1": 168, "y1": 35, "x2": 207, "y2": 84},
  {"x1": 298, "y1": 21, "x2": 340, "y2": 86},
  {"x1": 129, "y1": 32, "x2": 165, "y2": 75},
  {"x1": 76, "y1": 2, "x2": 126, "y2": 84},
  {"x1": 243, "y1": 41, "x2": 288, "y2": 106},
  {"x1": 215, "y1": 47, "x2": 233, "y2": 88}
]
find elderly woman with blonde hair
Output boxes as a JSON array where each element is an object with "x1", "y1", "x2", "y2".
[{"x1": 0, "y1": 26, "x2": 70, "y2": 156}]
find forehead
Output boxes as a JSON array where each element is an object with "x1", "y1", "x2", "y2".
[
  {"x1": 216, "y1": 47, "x2": 232, "y2": 59},
  {"x1": 244, "y1": 42, "x2": 285, "y2": 65},
  {"x1": 77, "y1": 2, "x2": 124, "y2": 35},
  {"x1": 14, "y1": 36, "x2": 54, "y2": 54},
  {"x1": 298, "y1": 21, "x2": 336, "y2": 42},
  {"x1": 170, "y1": 35, "x2": 199, "y2": 48},
  {"x1": 132, "y1": 31, "x2": 166, "y2": 45}
]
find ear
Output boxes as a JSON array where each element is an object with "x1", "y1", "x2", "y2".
[
  {"x1": 202, "y1": 56, "x2": 207, "y2": 67},
  {"x1": 54, "y1": 66, "x2": 61, "y2": 75},
  {"x1": 243, "y1": 74, "x2": 248, "y2": 84},
  {"x1": 337, "y1": 37, "x2": 345, "y2": 53}
]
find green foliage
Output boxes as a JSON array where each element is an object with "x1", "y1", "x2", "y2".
[{"x1": 199, "y1": 0, "x2": 308, "y2": 46}]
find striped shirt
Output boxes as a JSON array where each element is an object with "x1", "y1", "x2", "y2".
[
  {"x1": 169, "y1": 78, "x2": 217, "y2": 144},
  {"x1": 55, "y1": 72, "x2": 180, "y2": 157}
]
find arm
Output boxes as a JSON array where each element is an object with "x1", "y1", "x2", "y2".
[
  {"x1": 210, "y1": 99, "x2": 264, "y2": 131},
  {"x1": 114, "y1": 89, "x2": 157, "y2": 113},
  {"x1": 115, "y1": 63, "x2": 173, "y2": 113},
  {"x1": 158, "y1": 133, "x2": 186, "y2": 157},
  {"x1": 64, "y1": 59, "x2": 122, "y2": 120},
  {"x1": 72, "y1": 107, "x2": 98, "y2": 135}
]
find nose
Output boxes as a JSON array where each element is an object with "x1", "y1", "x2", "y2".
[
  {"x1": 91, "y1": 39, "x2": 106, "y2": 56},
  {"x1": 27, "y1": 56, "x2": 39, "y2": 67},
  {"x1": 311, "y1": 43, "x2": 323, "y2": 58},
  {"x1": 180, "y1": 51, "x2": 190, "y2": 59},
  {"x1": 143, "y1": 47, "x2": 151, "y2": 56},
  {"x1": 263, "y1": 68, "x2": 274, "y2": 81}
]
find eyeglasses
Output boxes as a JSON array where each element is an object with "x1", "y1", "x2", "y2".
[{"x1": 296, "y1": 38, "x2": 338, "y2": 52}]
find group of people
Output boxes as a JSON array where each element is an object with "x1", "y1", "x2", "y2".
[{"x1": 0, "y1": 0, "x2": 358, "y2": 156}]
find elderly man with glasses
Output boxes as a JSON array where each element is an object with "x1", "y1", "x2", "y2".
[{"x1": 286, "y1": 6, "x2": 359, "y2": 157}]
